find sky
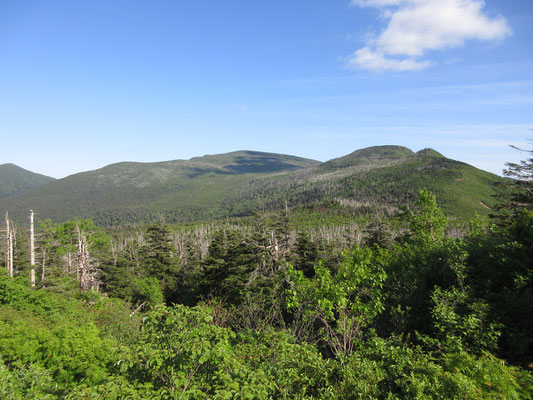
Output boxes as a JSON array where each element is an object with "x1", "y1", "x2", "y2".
[{"x1": 0, "y1": 0, "x2": 532, "y2": 178}]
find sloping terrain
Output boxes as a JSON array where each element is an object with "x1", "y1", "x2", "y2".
[
  {"x1": 0, "y1": 151, "x2": 319, "y2": 225},
  {"x1": 0, "y1": 146, "x2": 505, "y2": 225},
  {"x1": 0, "y1": 164, "x2": 55, "y2": 199},
  {"x1": 227, "y1": 146, "x2": 505, "y2": 220}
]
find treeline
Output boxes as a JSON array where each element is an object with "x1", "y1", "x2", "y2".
[{"x1": 0, "y1": 184, "x2": 532, "y2": 397}]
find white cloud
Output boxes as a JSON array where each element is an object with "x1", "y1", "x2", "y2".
[
  {"x1": 348, "y1": 0, "x2": 511, "y2": 71},
  {"x1": 348, "y1": 46, "x2": 433, "y2": 71}
]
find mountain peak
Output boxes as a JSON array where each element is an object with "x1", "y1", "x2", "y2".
[
  {"x1": 415, "y1": 148, "x2": 445, "y2": 158},
  {"x1": 318, "y1": 145, "x2": 414, "y2": 171},
  {"x1": 189, "y1": 150, "x2": 320, "y2": 174}
]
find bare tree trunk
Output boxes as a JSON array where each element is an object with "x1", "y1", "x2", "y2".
[
  {"x1": 10, "y1": 225, "x2": 16, "y2": 277},
  {"x1": 30, "y1": 210, "x2": 35, "y2": 287},
  {"x1": 76, "y1": 224, "x2": 98, "y2": 292},
  {"x1": 8, "y1": 228, "x2": 13, "y2": 277},
  {"x1": 77, "y1": 224, "x2": 86, "y2": 289},
  {"x1": 5, "y1": 213, "x2": 13, "y2": 277},
  {"x1": 41, "y1": 250, "x2": 46, "y2": 288},
  {"x1": 5, "y1": 212, "x2": 10, "y2": 275},
  {"x1": 67, "y1": 251, "x2": 72, "y2": 274}
]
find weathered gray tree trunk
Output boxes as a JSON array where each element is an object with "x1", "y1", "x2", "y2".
[
  {"x1": 77, "y1": 224, "x2": 87, "y2": 290},
  {"x1": 5, "y1": 212, "x2": 9, "y2": 275},
  {"x1": 76, "y1": 224, "x2": 98, "y2": 292},
  {"x1": 5, "y1": 212, "x2": 13, "y2": 277},
  {"x1": 30, "y1": 210, "x2": 36, "y2": 287},
  {"x1": 67, "y1": 251, "x2": 72, "y2": 274},
  {"x1": 41, "y1": 250, "x2": 46, "y2": 288},
  {"x1": 9, "y1": 227, "x2": 13, "y2": 277}
]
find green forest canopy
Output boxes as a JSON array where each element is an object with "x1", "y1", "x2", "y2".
[{"x1": 0, "y1": 146, "x2": 532, "y2": 398}]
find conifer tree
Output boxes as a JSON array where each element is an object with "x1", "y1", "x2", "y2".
[
  {"x1": 502, "y1": 143, "x2": 533, "y2": 211},
  {"x1": 141, "y1": 223, "x2": 180, "y2": 302},
  {"x1": 293, "y1": 231, "x2": 318, "y2": 278}
]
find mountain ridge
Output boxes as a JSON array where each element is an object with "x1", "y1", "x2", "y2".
[{"x1": 0, "y1": 146, "x2": 504, "y2": 225}]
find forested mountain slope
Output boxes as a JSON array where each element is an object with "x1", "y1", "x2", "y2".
[
  {"x1": 0, "y1": 151, "x2": 319, "y2": 225},
  {"x1": 0, "y1": 164, "x2": 55, "y2": 199},
  {"x1": 0, "y1": 146, "x2": 504, "y2": 225},
  {"x1": 231, "y1": 146, "x2": 505, "y2": 220}
]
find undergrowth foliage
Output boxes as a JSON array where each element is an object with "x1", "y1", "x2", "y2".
[{"x1": 0, "y1": 185, "x2": 532, "y2": 398}]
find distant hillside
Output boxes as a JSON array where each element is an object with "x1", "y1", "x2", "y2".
[
  {"x1": 0, "y1": 164, "x2": 55, "y2": 199},
  {"x1": 317, "y1": 145, "x2": 416, "y2": 172},
  {"x1": 0, "y1": 147, "x2": 505, "y2": 225},
  {"x1": 228, "y1": 146, "x2": 505, "y2": 220},
  {"x1": 0, "y1": 151, "x2": 319, "y2": 224}
]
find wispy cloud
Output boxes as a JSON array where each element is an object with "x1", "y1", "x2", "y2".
[{"x1": 348, "y1": 0, "x2": 512, "y2": 71}]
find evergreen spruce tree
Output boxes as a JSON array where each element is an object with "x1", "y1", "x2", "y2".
[
  {"x1": 200, "y1": 228, "x2": 257, "y2": 305},
  {"x1": 140, "y1": 223, "x2": 180, "y2": 303},
  {"x1": 501, "y1": 143, "x2": 533, "y2": 212},
  {"x1": 366, "y1": 219, "x2": 395, "y2": 249},
  {"x1": 293, "y1": 231, "x2": 318, "y2": 278}
]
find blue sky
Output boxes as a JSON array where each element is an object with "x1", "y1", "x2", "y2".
[{"x1": 0, "y1": 0, "x2": 532, "y2": 178}]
